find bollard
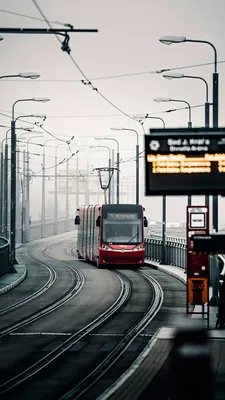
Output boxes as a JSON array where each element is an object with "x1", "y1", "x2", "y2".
[{"x1": 170, "y1": 319, "x2": 213, "y2": 400}]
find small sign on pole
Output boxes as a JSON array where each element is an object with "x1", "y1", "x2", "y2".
[{"x1": 186, "y1": 206, "x2": 210, "y2": 328}]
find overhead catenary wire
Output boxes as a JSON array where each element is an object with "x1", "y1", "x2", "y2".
[
  {"x1": 0, "y1": 7, "x2": 223, "y2": 82},
  {"x1": 0, "y1": 103, "x2": 205, "y2": 121},
  {"x1": 0, "y1": 8, "x2": 69, "y2": 26},
  {"x1": 30, "y1": 0, "x2": 144, "y2": 128}
]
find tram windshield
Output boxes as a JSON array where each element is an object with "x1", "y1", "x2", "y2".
[{"x1": 102, "y1": 206, "x2": 143, "y2": 244}]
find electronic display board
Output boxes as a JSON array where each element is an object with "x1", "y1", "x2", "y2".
[
  {"x1": 145, "y1": 128, "x2": 225, "y2": 195},
  {"x1": 107, "y1": 213, "x2": 138, "y2": 220},
  {"x1": 192, "y1": 234, "x2": 225, "y2": 254}
]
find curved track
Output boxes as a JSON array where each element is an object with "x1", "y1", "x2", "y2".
[
  {"x1": 0, "y1": 248, "x2": 57, "y2": 316},
  {"x1": 0, "y1": 249, "x2": 132, "y2": 397},
  {"x1": 60, "y1": 269, "x2": 163, "y2": 400},
  {"x1": 0, "y1": 238, "x2": 166, "y2": 400},
  {"x1": 0, "y1": 247, "x2": 85, "y2": 339}
]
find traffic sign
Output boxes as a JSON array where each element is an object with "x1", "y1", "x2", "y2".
[{"x1": 145, "y1": 127, "x2": 225, "y2": 195}]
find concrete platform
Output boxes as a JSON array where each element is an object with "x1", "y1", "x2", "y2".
[
  {"x1": 0, "y1": 264, "x2": 27, "y2": 295},
  {"x1": 98, "y1": 326, "x2": 225, "y2": 400}
]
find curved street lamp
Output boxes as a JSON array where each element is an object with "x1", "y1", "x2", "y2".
[
  {"x1": 154, "y1": 97, "x2": 192, "y2": 128},
  {"x1": 163, "y1": 72, "x2": 210, "y2": 127},
  {"x1": 159, "y1": 35, "x2": 218, "y2": 126},
  {"x1": 159, "y1": 35, "x2": 219, "y2": 239},
  {"x1": 154, "y1": 97, "x2": 192, "y2": 207},
  {"x1": 134, "y1": 114, "x2": 165, "y2": 129}
]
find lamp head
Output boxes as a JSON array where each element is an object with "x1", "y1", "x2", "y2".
[
  {"x1": 153, "y1": 97, "x2": 172, "y2": 103},
  {"x1": 32, "y1": 97, "x2": 50, "y2": 103},
  {"x1": 19, "y1": 72, "x2": 40, "y2": 79},
  {"x1": 159, "y1": 35, "x2": 186, "y2": 45},
  {"x1": 163, "y1": 72, "x2": 184, "y2": 79}
]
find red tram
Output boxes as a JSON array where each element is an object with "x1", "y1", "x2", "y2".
[{"x1": 74, "y1": 204, "x2": 148, "y2": 268}]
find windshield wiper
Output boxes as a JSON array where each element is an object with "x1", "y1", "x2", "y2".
[{"x1": 127, "y1": 233, "x2": 139, "y2": 243}]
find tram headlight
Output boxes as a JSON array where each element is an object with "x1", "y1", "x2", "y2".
[
  {"x1": 133, "y1": 245, "x2": 143, "y2": 251},
  {"x1": 102, "y1": 245, "x2": 113, "y2": 251}
]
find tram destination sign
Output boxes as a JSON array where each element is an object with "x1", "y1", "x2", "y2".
[
  {"x1": 107, "y1": 213, "x2": 138, "y2": 220},
  {"x1": 145, "y1": 127, "x2": 225, "y2": 196}
]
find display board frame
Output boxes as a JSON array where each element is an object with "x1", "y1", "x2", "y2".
[{"x1": 145, "y1": 127, "x2": 225, "y2": 196}]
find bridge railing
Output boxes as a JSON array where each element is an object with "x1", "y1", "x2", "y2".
[
  {"x1": 144, "y1": 234, "x2": 187, "y2": 269},
  {"x1": 0, "y1": 236, "x2": 9, "y2": 276}
]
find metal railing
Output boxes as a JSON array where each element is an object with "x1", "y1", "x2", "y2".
[
  {"x1": 144, "y1": 234, "x2": 186, "y2": 269},
  {"x1": 0, "y1": 236, "x2": 9, "y2": 276}
]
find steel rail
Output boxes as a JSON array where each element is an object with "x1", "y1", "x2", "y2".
[
  {"x1": 0, "y1": 247, "x2": 85, "y2": 339},
  {"x1": 0, "y1": 255, "x2": 132, "y2": 395},
  {"x1": 0, "y1": 248, "x2": 57, "y2": 316},
  {"x1": 59, "y1": 269, "x2": 163, "y2": 399}
]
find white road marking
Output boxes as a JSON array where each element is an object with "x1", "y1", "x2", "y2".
[{"x1": 8, "y1": 332, "x2": 152, "y2": 337}]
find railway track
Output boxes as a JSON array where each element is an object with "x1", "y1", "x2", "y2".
[
  {"x1": 0, "y1": 246, "x2": 85, "y2": 339},
  {"x1": 60, "y1": 269, "x2": 163, "y2": 400},
  {"x1": 0, "y1": 248, "x2": 57, "y2": 316},
  {"x1": 0, "y1": 242, "x2": 164, "y2": 399},
  {"x1": 0, "y1": 235, "x2": 78, "y2": 317},
  {"x1": 0, "y1": 248, "x2": 132, "y2": 397}
]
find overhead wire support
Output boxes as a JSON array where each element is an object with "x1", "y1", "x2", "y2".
[
  {"x1": 0, "y1": 28, "x2": 98, "y2": 33},
  {"x1": 0, "y1": 27, "x2": 98, "y2": 55}
]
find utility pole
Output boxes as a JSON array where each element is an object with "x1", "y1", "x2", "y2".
[
  {"x1": 54, "y1": 153, "x2": 58, "y2": 235},
  {"x1": 108, "y1": 157, "x2": 111, "y2": 204},
  {"x1": 16, "y1": 149, "x2": 20, "y2": 243},
  {"x1": 76, "y1": 157, "x2": 79, "y2": 210},
  {"x1": 213, "y1": 70, "x2": 219, "y2": 232},
  {"x1": 3, "y1": 144, "x2": 8, "y2": 238},
  {"x1": 41, "y1": 151, "x2": 46, "y2": 238},
  {"x1": 0, "y1": 151, "x2": 3, "y2": 235},
  {"x1": 111, "y1": 149, "x2": 115, "y2": 203},
  {"x1": 66, "y1": 151, "x2": 69, "y2": 231}
]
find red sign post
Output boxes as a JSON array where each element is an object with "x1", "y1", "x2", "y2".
[{"x1": 186, "y1": 206, "x2": 210, "y2": 327}]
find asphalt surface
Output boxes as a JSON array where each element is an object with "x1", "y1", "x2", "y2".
[
  {"x1": 0, "y1": 234, "x2": 189, "y2": 400},
  {"x1": 0, "y1": 242, "x2": 78, "y2": 333},
  {"x1": 0, "y1": 247, "x2": 49, "y2": 310},
  {"x1": 0, "y1": 237, "x2": 154, "y2": 400},
  {"x1": 79, "y1": 266, "x2": 189, "y2": 400}
]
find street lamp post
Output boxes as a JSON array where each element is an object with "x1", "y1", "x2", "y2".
[
  {"x1": 95, "y1": 137, "x2": 120, "y2": 204},
  {"x1": 162, "y1": 71, "x2": 210, "y2": 207},
  {"x1": 162, "y1": 72, "x2": 210, "y2": 128},
  {"x1": 1, "y1": 127, "x2": 34, "y2": 237},
  {"x1": 159, "y1": 35, "x2": 219, "y2": 231},
  {"x1": 40, "y1": 139, "x2": 58, "y2": 237},
  {"x1": 154, "y1": 97, "x2": 192, "y2": 128},
  {"x1": 0, "y1": 71, "x2": 38, "y2": 236},
  {"x1": 54, "y1": 142, "x2": 71, "y2": 234},
  {"x1": 154, "y1": 97, "x2": 192, "y2": 206},
  {"x1": 10, "y1": 97, "x2": 50, "y2": 266},
  {"x1": 26, "y1": 135, "x2": 44, "y2": 241},
  {"x1": 111, "y1": 127, "x2": 139, "y2": 205},
  {"x1": 134, "y1": 115, "x2": 166, "y2": 129}
]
